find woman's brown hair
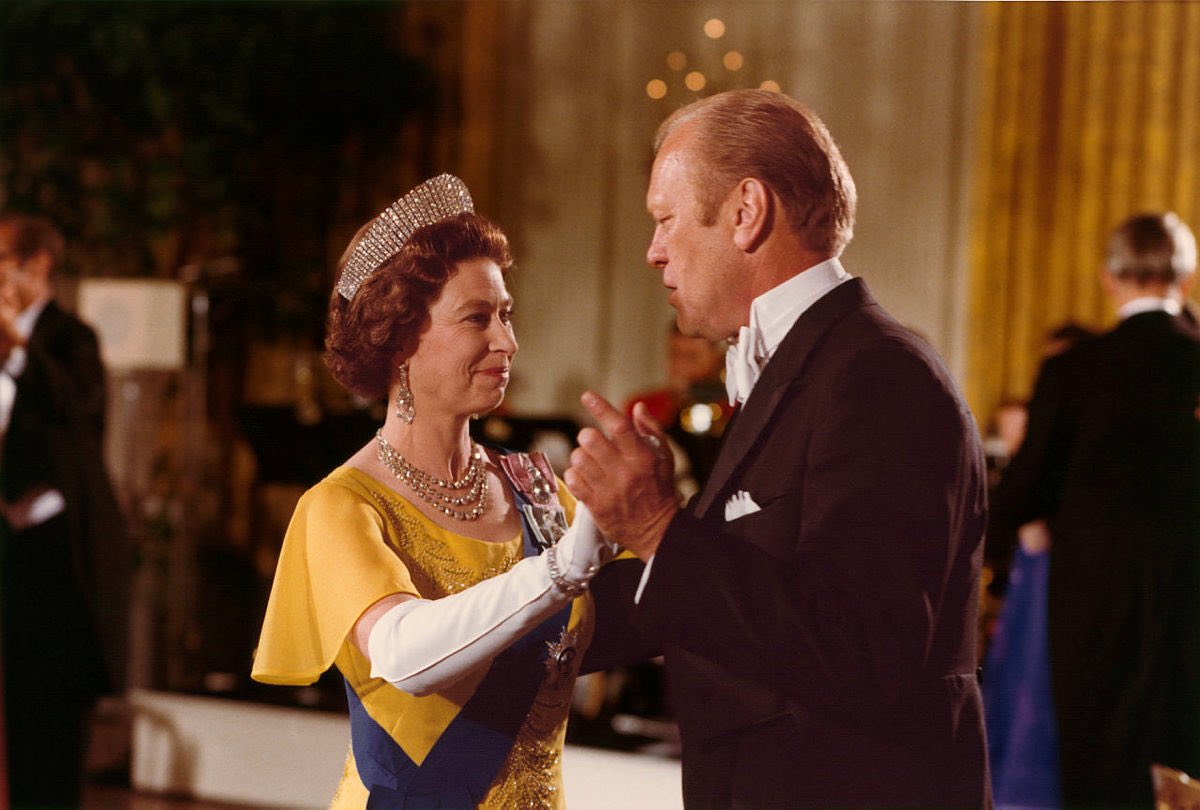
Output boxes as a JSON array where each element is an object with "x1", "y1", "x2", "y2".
[{"x1": 324, "y1": 212, "x2": 513, "y2": 400}]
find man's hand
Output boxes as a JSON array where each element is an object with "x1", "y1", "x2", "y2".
[
  {"x1": 1018, "y1": 519, "x2": 1052, "y2": 555},
  {"x1": 565, "y1": 392, "x2": 678, "y2": 562}
]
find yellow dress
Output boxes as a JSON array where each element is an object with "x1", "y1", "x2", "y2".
[{"x1": 252, "y1": 464, "x2": 593, "y2": 809}]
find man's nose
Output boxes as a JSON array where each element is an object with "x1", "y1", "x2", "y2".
[{"x1": 646, "y1": 233, "x2": 667, "y2": 269}]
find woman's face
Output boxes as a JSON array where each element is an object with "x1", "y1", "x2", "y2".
[{"x1": 405, "y1": 256, "x2": 517, "y2": 420}]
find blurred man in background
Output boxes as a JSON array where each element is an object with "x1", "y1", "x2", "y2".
[
  {"x1": 0, "y1": 213, "x2": 129, "y2": 807},
  {"x1": 623, "y1": 323, "x2": 729, "y2": 501},
  {"x1": 992, "y1": 212, "x2": 1200, "y2": 804}
]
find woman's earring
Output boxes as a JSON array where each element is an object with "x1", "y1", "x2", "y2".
[{"x1": 395, "y1": 364, "x2": 415, "y2": 423}]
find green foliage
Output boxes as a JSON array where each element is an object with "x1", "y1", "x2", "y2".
[{"x1": 0, "y1": 0, "x2": 439, "y2": 338}]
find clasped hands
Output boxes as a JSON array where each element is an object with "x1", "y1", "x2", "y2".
[{"x1": 564, "y1": 391, "x2": 678, "y2": 562}]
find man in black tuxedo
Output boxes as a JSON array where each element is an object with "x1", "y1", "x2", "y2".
[
  {"x1": 992, "y1": 212, "x2": 1200, "y2": 806},
  {"x1": 0, "y1": 213, "x2": 129, "y2": 806},
  {"x1": 568, "y1": 90, "x2": 990, "y2": 808}
]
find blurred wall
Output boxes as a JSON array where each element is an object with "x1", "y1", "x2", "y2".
[
  {"x1": 965, "y1": 2, "x2": 1200, "y2": 422},
  {"x1": 462, "y1": 1, "x2": 981, "y2": 417}
]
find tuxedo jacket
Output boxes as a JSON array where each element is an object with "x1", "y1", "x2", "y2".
[
  {"x1": 991, "y1": 310, "x2": 1200, "y2": 802},
  {"x1": 589, "y1": 279, "x2": 990, "y2": 808},
  {"x1": 1, "y1": 300, "x2": 129, "y2": 699}
]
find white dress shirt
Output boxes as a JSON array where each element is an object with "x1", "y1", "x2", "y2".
[
  {"x1": 1117, "y1": 295, "x2": 1182, "y2": 320},
  {"x1": 725, "y1": 258, "x2": 852, "y2": 406},
  {"x1": 1, "y1": 296, "x2": 67, "y2": 529},
  {"x1": 0, "y1": 297, "x2": 46, "y2": 433}
]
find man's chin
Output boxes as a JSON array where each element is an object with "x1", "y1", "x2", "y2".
[
  {"x1": 675, "y1": 317, "x2": 723, "y2": 343},
  {"x1": 673, "y1": 312, "x2": 699, "y2": 337}
]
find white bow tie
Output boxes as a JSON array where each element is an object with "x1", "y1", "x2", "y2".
[{"x1": 725, "y1": 325, "x2": 768, "y2": 406}]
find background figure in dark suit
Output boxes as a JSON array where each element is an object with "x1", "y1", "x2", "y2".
[
  {"x1": 568, "y1": 89, "x2": 990, "y2": 808},
  {"x1": 623, "y1": 322, "x2": 730, "y2": 502},
  {"x1": 0, "y1": 213, "x2": 130, "y2": 807},
  {"x1": 992, "y1": 212, "x2": 1200, "y2": 806}
]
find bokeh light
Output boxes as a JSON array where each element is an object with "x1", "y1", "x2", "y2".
[
  {"x1": 666, "y1": 51, "x2": 687, "y2": 71},
  {"x1": 704, "y1": 18, "x2": 725, "y2": 39},
  {"x1": 723, "y1": 50, "x2": 744, "y2": 71},
  {"x1": 646, "y1": 79, "x2": 668, "y2": 99},
  {"x1": 685, "y1": 71, "x2": 707, "y2": 91}
]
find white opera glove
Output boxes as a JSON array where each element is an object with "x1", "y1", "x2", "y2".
[{"x1": 368, "y1": 505, "x2": 612, "y2": 696}]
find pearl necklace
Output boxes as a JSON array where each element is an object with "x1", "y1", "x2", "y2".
[{"x1": 375, "y1": 429, "x2": 489, "y2": 521}]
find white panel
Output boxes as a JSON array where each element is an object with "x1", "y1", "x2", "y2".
[
  {"x1": 563, "y1": 743, "x2": 683, "y2": 809},
  {"x1": 77, "y1": 279, "x2": 187, "y2": 371},
  {"x1": 130, "y1": 688, "x2": 347, "y2": 807}
]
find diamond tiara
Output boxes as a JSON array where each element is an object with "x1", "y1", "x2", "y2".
[{"x1": 336, "y1": 174, "x2": 475, "y2": 300}]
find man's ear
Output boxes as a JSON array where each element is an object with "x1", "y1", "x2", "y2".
[
  {"x1": 1098, "y1": 267, "x2": 1119, "y2": 299},
  {"x1": 730, "y1": 178, "x2": 771, "y2": 253},
  {"x1": 1177, "y1": 273, "x2": 1195, "y2": 300}
]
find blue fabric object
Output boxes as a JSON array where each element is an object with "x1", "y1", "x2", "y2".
[{"x1": 983, "y1": 546, "x2": 1061, "y2": 810}]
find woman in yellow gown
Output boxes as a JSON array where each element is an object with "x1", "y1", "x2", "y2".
[{"x1": 252, "y1": 176, "x2": 614, "y2": 808}]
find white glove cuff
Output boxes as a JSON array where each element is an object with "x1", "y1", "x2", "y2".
[
  {"x1": 365, "y1": 506, "x2": 612, "y2": 695},
  {"x1": 545, "y1": 544, "x2": 589, "y2": 597},
  {"x1": 549, "y1": 504, "x2": 613, "y2": 588}
]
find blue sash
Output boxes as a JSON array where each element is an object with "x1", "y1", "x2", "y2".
[{"x1": 347, "y1": 459, "x2": 571, "y2": 808}]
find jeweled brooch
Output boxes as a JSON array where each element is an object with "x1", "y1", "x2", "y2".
[{"x1": 544, "y1": 627, "x2": 579, "y2": 687}]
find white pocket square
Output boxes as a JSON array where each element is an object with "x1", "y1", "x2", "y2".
[{"x1": 724, "y1": 490, "x2": 762, "y2": 521}]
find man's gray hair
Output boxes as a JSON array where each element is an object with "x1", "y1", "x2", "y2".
[{"x1": 1105, "y1": 212, "x2": 1197, "y2": 284}]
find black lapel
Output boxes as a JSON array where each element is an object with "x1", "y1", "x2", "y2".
[{"x1": 694, "y1": 278, "x2": 877, "y2": 517}]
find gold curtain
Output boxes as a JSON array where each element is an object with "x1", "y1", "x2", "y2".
[{"x1": 967, "y1": 1, "x2": 1200, "y2": 425}]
